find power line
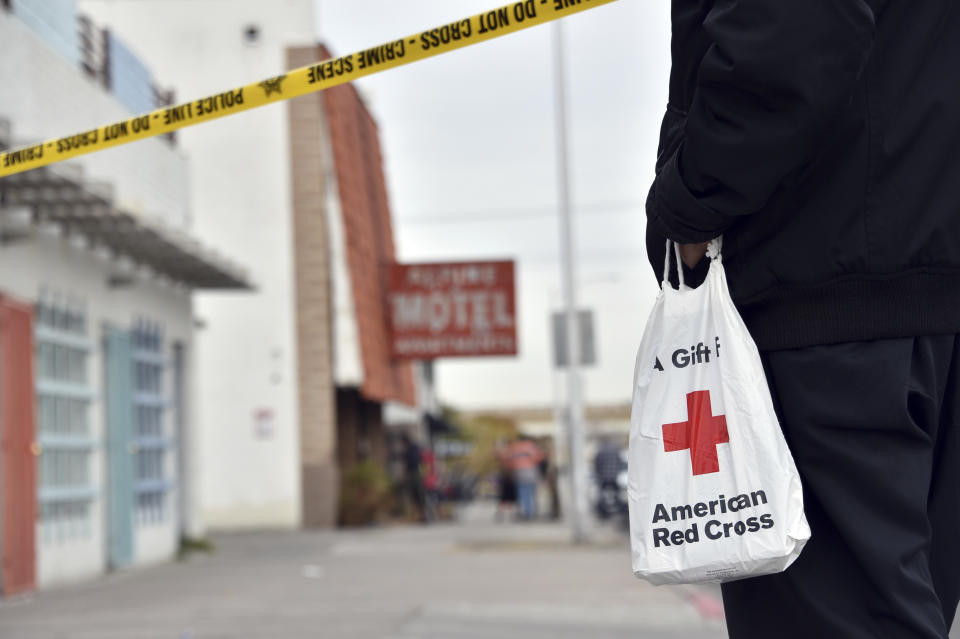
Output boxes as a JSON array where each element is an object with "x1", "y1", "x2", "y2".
[
  {"x1": 394, "y1": 200, "x2": 643, "y2": 225},
  {"x1": 396, "y1": 250, "x2": 648, "y2": 264}
]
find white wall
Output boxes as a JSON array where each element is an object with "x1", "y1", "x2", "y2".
[
  {"x1": 78, "y1": 0, "x2": 318, "y2": 529},
  {"x1": 0, "y1": 230, "x2": 192, "y2": 589},
  {"x1": 0, "y1": 10, "x2": 191, "y2": 228}
]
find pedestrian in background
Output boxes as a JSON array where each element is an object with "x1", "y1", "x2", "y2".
[
  {"x1": 646, "y1": 1, "x2": 960, "y2": 636},
  {"x1": 420, "y1": 445, "x2": 439, "y2": 522},
  {"x1": 502, "y1": 436, "x2": 545, "y2": 521},
  {"x1": 593, "y1": 436, "x2": 624, "y2": 519},
  {"x1": 593, "y1": 437, "x2": 622, "y2": 492},
  {"x1": 540, "y1": 439, "x2": 562, "y2": 521},
  {"x1": 401, "y1": 434, "x2": 425, "y2": 522},
  {"x1": 495, "y1": 440, "x2": 518, "y2": 522}
]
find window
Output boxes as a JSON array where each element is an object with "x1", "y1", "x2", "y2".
[
  {"x1": 132, "y1": 318, "x2": 170, "y2": 525},
  {"x1": 10, "y1": 0, "x2": 79, "y2": 66},
  {"x1": 34, "y1": 293, "x2": 95, "y2": 544}
]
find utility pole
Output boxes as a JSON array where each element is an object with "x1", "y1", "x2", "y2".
[{"x1": 553, "y1": 21, "x2": 589, "y2": 544}]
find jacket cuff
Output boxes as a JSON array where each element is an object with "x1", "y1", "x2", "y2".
[{"x1": 647, "y1": 145, "x2": 734, "y2": 243}]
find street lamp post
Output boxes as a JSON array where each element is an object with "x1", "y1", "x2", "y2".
[{"x1": 552, "y1": 21, "x2": 589, "y2": 544}]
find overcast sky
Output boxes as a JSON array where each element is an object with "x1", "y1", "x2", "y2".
[{"x1": 316, "y1": 1, "x2": 671, "y2": 410}]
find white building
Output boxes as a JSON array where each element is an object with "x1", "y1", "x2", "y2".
[
  {"x1": 78, "y1": 0, "x2": 319, "y2": 529},
  {"x1": 78, "y1": 1, "x2": 425, "y2": 532},
  {"x1": 0, "y1": 1, "x2": 249, "y2": 594}
]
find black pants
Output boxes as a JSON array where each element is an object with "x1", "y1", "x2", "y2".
[{"x1": 722, "y1": 335, "x2": 960, "y2": 638}]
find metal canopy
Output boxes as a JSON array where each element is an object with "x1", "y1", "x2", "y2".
[{"x1": 0, "y1": 164, "x2": 250, "y2": 290}]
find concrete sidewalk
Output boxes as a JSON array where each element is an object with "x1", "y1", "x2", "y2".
[{"x1": 0, "y1": 505, "x2": 726, "y2": 639}]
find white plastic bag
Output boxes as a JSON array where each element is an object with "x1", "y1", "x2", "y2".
[{"x1": 628, "y1": 239, "x2": 810, "y2": 585}]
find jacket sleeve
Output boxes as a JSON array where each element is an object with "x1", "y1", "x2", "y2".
[{"x1": 647, "y1": 0, "x2": 882, "y2": 244}]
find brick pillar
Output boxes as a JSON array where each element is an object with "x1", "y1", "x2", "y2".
[{"x1": 287, "y1": 45, "x2": 339, "y2": 528}]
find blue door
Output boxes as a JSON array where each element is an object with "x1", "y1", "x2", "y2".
[{"x1": 104, "y1": 327, "x2": 134, "y2": 569}]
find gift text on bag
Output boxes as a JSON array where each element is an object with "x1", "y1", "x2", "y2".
[
  {"x1": 650, "y1": 490, "x2": 775, "y2": 548},
  {"x1": 653, "y1": 337, "x2": 721, "y2": 371}
]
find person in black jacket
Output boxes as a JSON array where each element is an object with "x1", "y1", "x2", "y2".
[{"x1": 647, "y1": 1, "x2": 960, "y2": 637}]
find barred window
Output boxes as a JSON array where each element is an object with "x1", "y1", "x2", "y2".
[
  {"x1": 34, "y1": 293, "x2": 95, "y2": 544},
  {"x1": 132, "y1": 318, "x2": 170, "y2": 526}
]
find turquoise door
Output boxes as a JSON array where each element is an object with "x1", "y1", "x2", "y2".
[{"x1": 104, "y1": 327, "x2": 134, "y2": 569}]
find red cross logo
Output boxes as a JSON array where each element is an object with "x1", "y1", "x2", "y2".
[{"x1": 663, "y1": 390, "x2": 729, "y2": 476}]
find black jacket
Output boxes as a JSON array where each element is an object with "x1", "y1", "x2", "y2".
[{"x1": 646, "y1": 0, "x2": 960, "y2": 351}]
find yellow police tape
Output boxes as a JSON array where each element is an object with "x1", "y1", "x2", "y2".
[{"x1": 0, "y1": 0, "x2": 617, "y2": 178}]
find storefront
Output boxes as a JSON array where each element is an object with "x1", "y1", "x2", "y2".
[{"x1": 0, "y1": 160, "x2": 248, "y2": 593}]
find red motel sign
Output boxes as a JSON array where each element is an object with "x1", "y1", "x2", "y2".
[{"x1": 388, "y1": 261, "x2": 517, "y2": 359}]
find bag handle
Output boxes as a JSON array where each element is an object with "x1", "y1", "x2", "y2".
[
  {"x1": 661, "y1": 239, "x2": 686, "y2": 291},
  {"x1": 661, "y1": 236, "x2": 724, "y2": 291}
]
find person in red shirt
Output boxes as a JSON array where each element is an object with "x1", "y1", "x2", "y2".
[
  {"x1": 420, "y1": 447, "x2": 438, "y2": 522},
  {"x1": 501, "y1": 437, "x2": 545, "y2": 521}
]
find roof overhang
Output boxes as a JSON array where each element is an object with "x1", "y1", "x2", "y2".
[{"x1": 0, "y1": 163, "x2": 251, "y2": 290}]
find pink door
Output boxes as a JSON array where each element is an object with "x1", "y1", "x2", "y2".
[{"x1": 1, "y1": 297, "x2": 36, "y2": 596}]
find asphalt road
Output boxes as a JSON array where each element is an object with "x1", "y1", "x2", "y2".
[{"x1": 0, "y1": 507, "x2": 725, "y2": 639}]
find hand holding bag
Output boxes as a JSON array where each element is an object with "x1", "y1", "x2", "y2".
[{"x1": 628, "y1": 239, "x2": 810, "y2": 585}]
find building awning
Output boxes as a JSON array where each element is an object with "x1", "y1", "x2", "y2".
[{"x1": 0, "y1": 163, "x2": 251, "y2": 290}]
